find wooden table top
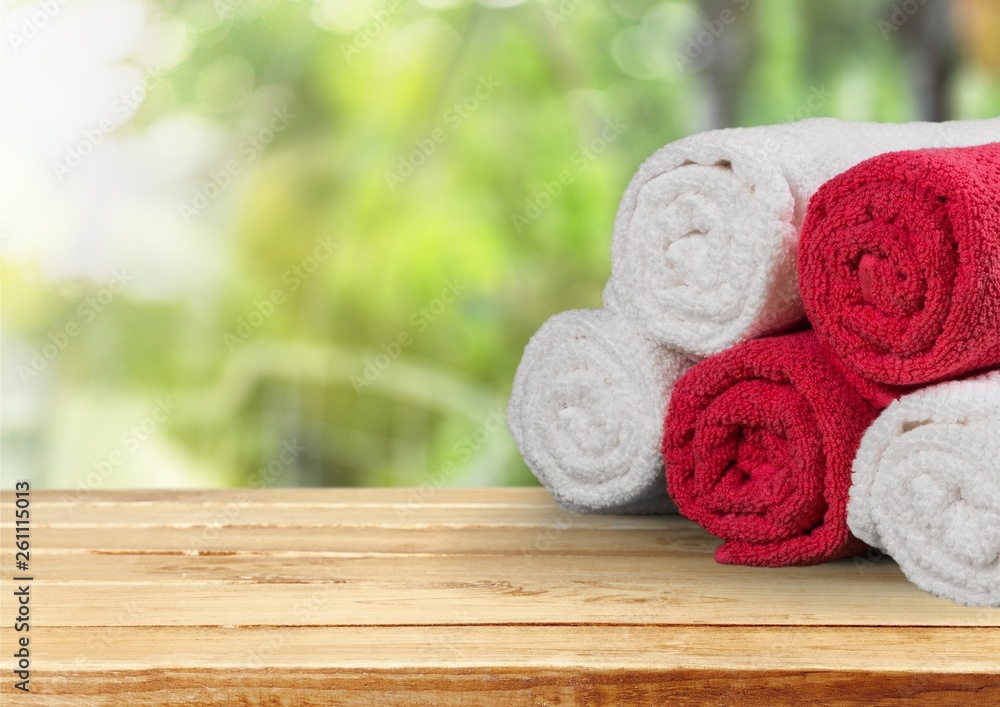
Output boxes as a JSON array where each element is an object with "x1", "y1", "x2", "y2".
[{"x1": 2, "y1": 487, "x2": 998, "y2": 705}]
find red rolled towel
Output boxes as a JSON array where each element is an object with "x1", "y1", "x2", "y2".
[
  {"x1": 662, "y1": 331, "x2": 878, "y2": 567},
  {"x1": 798, "y1": 142, "x2": 1000, "y2": 386}
]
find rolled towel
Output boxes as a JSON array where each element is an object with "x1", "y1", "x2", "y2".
[
  {"x1": 607, "y1": 117, "x2": 1000, "y2": 356},
  {"x1": 507, "y1": 308, "x2": 690, "y2": 514},
  {"x1": 799, "y1": 142, "x2": 1000, "y2": 386},
  {"x1": 848, "y1": 371, "x2": 1000, "y2": 607},
  {"x1": 663, "y1": 330, "x2": 878, "y2": 566}
]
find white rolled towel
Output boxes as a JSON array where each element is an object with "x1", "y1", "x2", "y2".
[
  {"x1": 848, "y1": 371, "x2": 1000, "y2": 607},
  {"x1": 606, "y1": 116, "x2": 1000, "y2": 356},
  {"x1": 507, "y1": 308, "x2": 691, "y2": 514}
]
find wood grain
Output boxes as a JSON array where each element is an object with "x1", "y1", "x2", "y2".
[{"x1": 1, "y1": 488, "x2": 998, "y2": 704}]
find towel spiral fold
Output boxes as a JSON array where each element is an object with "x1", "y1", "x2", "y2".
[
  {"x1": 663, "y1": 331, "x2": 878, "y2": 566},
  {"x1": 507, "y1": 309, "x2": 689, "y2": 514},
  {"x1": 800, "y1": 142, "x2": 1000, "y2": 385},
  {"x1": 848, "y1": 371, "x2": 1000, "y2": 607}
]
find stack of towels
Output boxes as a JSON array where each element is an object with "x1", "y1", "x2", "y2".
[{"x1": 507, "y1": 117, "x2": 1000, "y2": 607}]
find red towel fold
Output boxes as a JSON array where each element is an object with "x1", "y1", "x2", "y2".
[
  {"x1": 798, "y1": 142, "x2": 1000, "y2": 386},
  {"x1": 662, "y1": 331, "x2": 877, "y2": 567}
]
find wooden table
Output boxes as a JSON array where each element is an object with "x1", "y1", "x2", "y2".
[{"x1": 2, "y1": 488, "x2": 998, "y2": 705}]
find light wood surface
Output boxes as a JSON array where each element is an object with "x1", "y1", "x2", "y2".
[{"x1": 2, "y1": 488, "x2": 998, "y2": 705}]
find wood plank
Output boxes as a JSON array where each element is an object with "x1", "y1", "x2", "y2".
[
  {"x1": 0, "y1": 501, "x2": 676, "y2": 529},
  {"x1": 0, "y1": 548, "x2": 904, "y2": 584},
  {"x1": 0, "y1": 487, "x2": 553, "y2": 507},
  {"x1": 3, "y1": 625, "x2": 999, "y2": 672},
  {"x1": 2, "y1": 668, "x2": 996, "y2": 706},
  {"x1": 3, "y1": 498, "x2": 995, "y2": 628},
  {"x1": 0, "y1": 524, "x2": 713, "y2": 557},
  {"x1": 25, "y1": 550, "x2": 990, "y2": 627},
  {"x1": 0, "y1": 626, "x2": 1000, "y2": 705},
  {"x1": 2, "y1": 627, "x2": 999, "y2": 704},
  {"x1": 8, "y1": 574, "x2": 997, "y2": 628},
  {"x1": 3, "y1": 488, "x2": 998, "y2": 703}
]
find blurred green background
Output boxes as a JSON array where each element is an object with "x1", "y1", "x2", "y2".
[{"x1": 2, "y1": 0, "x2": 999, "y2": 491}]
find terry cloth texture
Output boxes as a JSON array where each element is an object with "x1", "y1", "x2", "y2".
[
  {"x1": 508, "y1": 308, "x2": 691, "y2": 514},
  {"x1": 799, "y1": 142, "x2": 1000, "y2": 385},
  {"x1": 848, "y1": 371, "x2": 1000, "y2": 607},
  {"x1": 606, "y1": 117, "x2": 1000, "y2": 357},
  {"x1": 663, "y1": 330, "x2": 878, "y2": 566}
]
